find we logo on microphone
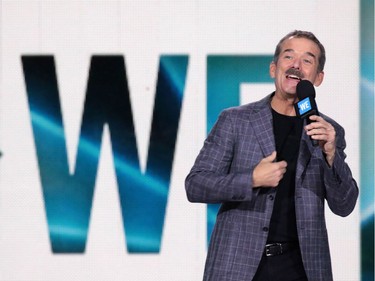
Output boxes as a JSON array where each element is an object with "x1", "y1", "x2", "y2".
[{"x1": 297, "y1": 97, "x2": 312, "y2": 115}]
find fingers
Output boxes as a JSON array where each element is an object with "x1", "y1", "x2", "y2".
[
  {"x1": 262, "y1": 151, "x2": 277, "y2": 163},
  {"x1": 252, "y1": 151, "x2": 287, "y2": 188},
  {"x1": 305, "y1": 115, "x2": 336, "y2": 143}
]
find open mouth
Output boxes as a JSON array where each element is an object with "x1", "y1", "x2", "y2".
[{"x1": 286, "y1": 74, "x2": 302, "y2": 81}]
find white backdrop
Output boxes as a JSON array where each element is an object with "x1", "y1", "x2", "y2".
[{"x1": 1, "y1": 1, "x2": 360, "y2": 280}]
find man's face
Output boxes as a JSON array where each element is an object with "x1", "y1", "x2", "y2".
[{"x1": 270, "y1": 37, "x2": 324, "y2": 100}]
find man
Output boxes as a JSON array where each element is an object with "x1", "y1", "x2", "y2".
[{"x1": 185, "y1": 30, "x2": 358, "y2": 281}]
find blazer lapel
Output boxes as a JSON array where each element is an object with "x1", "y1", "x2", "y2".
[
  {"x1": 248, "y1": 95, "x2": 275, "y2": 158},
  {"x1": 296, "y1": 120, "x2": 319, "y2": 183},
  {"x1": 244, "y1": 94, "x2": 317, "y2": 184}
]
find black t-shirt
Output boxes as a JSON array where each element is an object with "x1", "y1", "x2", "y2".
[{"x1": 267, "y1": 109, "x2": 303, "y2": 243}]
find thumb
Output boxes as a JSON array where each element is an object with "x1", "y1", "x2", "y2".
[{"x1": 263, "y1": 151, "x2": 277, "y2": 163}]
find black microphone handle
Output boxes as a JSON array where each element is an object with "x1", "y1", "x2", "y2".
[{"x1": 306, "y1": 114, "x2": 319, "y2": 147}]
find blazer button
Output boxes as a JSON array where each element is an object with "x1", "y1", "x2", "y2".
[
  {"x1": 268, "y1": 195, "x2": 274, "y2": 200},
  {"x1": 262, "y1": 227, "x2": 269, "y2": 232}
]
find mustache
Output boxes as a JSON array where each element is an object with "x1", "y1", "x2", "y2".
[{"x1": 285, "y1": 68, "x2": 305, "y2": 79}]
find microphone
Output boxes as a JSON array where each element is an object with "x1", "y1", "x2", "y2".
[{"x1": 294, "y1": 80, "x2": 319, "y2": 146}]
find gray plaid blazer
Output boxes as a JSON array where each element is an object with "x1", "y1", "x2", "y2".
[{"x1": 185, "y1": 94, "x2": 358, "y2": 281}]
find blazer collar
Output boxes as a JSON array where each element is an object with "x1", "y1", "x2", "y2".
[
  {"x1": 248, "y1": 94, "x2": 275, "y2": 157},
  {"x1": 246, "y1": 93, "x2": 318, "y2": 182},
  {"x1": 296, "y1": 121, "x2": 321, "y2": 182}
]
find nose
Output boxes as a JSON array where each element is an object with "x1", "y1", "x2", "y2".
[{"x1": 292, "y1": 57, "x2": 301, "y2": 69}]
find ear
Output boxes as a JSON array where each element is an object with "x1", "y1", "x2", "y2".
[
  {"x1": 313, "y1": 71, "x2": 324, "y2": 87},
  {"x1": 269, "y1": 62, "x2": 276, "y2": 78}
]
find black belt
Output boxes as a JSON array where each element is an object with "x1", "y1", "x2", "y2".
[{"x1": 265, "y1": 242, "x2": 297, "y2": 257}]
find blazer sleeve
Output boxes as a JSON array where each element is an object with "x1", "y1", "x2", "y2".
[
  {"x1": 322, "y1": 122, "x2": 359, "y2": 217},
  {"x1": 185, "y1": 109, "x2": 256, "y2": 204}
]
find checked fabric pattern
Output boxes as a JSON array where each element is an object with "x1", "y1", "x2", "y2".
[{"x1": 185, "y1": 94, "x2": 358, "y2": 281}]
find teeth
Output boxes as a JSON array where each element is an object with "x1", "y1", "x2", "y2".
[{"x1": 287, "y1": 75, "x2": 301, "y2": 80}]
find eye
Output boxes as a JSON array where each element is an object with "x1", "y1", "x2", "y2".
[{"x1": 303, "y1": 59, "x2": 312, "y2": 64}]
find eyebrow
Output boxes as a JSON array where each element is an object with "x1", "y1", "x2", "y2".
[{"x1": 283, "y1": 49, "x2": 316, "y2": 59}]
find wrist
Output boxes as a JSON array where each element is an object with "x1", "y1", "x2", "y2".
[{"x1": 324, "y1": 150, "x2": 335, "y2": 167}]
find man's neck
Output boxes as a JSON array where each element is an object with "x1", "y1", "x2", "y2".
[{"x1": 271, "y1": 94, "x2": 297, "y2": 116}]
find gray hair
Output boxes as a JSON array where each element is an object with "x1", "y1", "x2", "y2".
[{"x1": 273, "y1": 30, "x2": 326, "y2": 72}]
